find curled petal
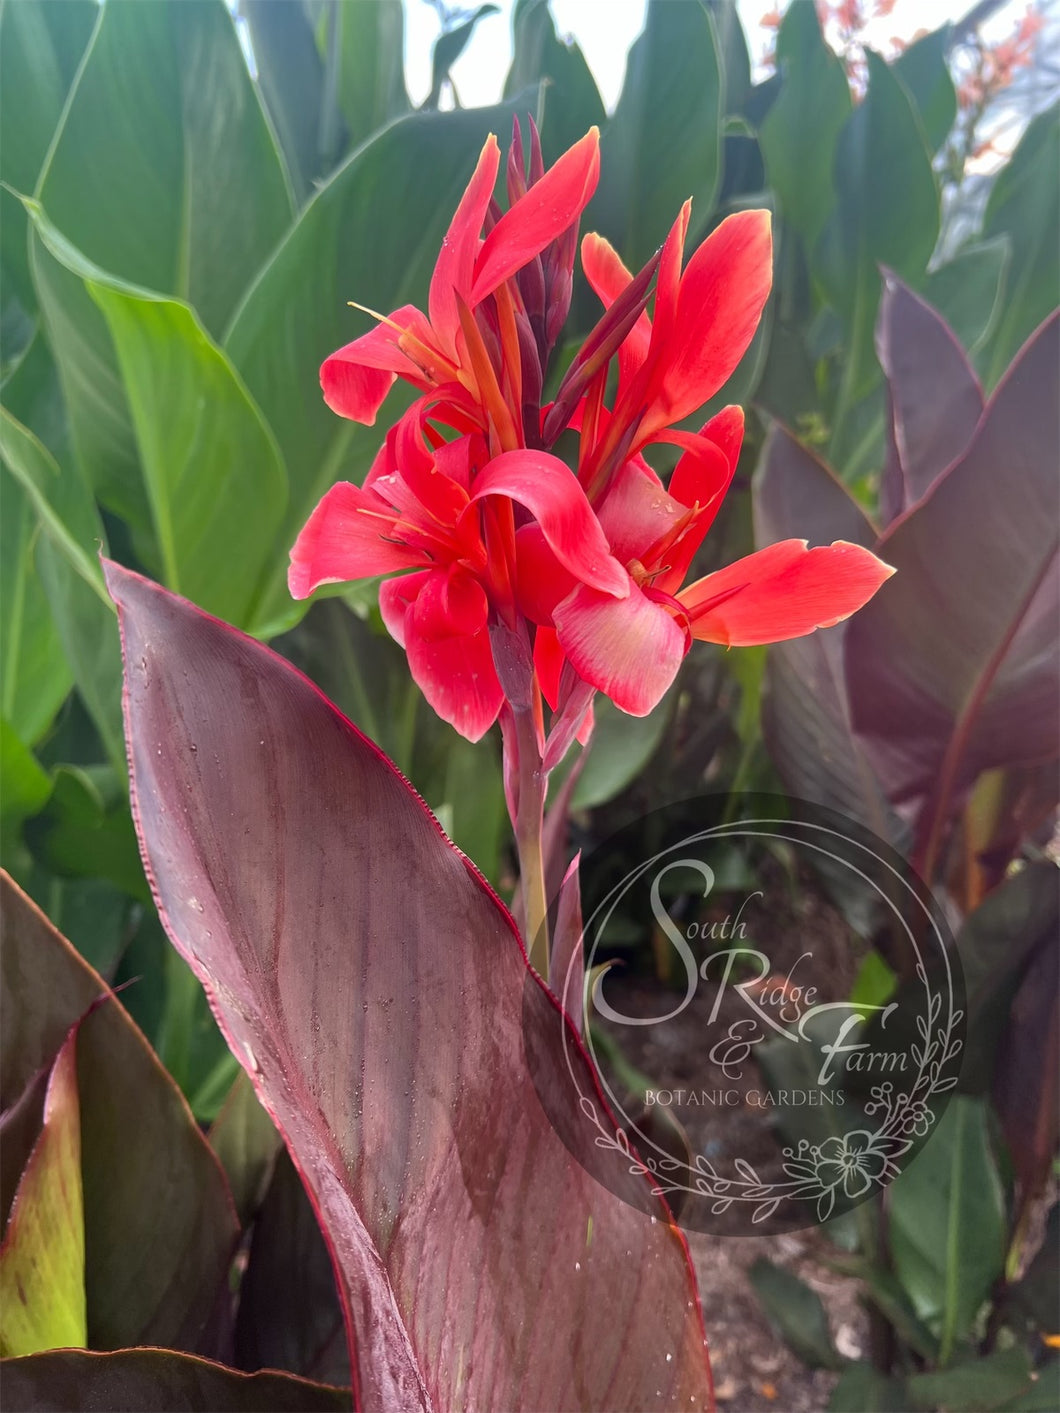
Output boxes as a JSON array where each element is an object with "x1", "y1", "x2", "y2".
[
  {"x1": 429, "y1": 136, "x2": 502, "y2": 352},
  {"x1": 680, "y1": 539, "x2": 896, "y2": 646},
  {"x1": 288, "y1": 483, "x2": 425, "y2": 598},
  {"x1": 471, "y1": 129, "x2": 601, "y2": 304},
  {"x1": 405, "y1": 572, "x2": 504, "y2": 742},
  {"x1": 647, "y1": 211, "x2": 773, "y2": 433},
  {"x1": 320, "y1": 305, "x2": 436, "y2": 424},
  {"x1": 553, "y1": 580, "x2": 687, "y2": 717},
  {"x1": 470, "y1": 450, "x2": 628, "y2": 599}
]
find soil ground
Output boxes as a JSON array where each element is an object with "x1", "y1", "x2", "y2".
[{"x1": 590, "y1": 876, "x2": 870, "y2": 1412}]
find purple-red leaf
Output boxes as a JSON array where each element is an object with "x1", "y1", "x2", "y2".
[
  {"x1": 753, "y1": 427, "x2": 902, "y2": 844},
  {"x1": 846, "y1": 314, "x2": 1060, "y2": 873},
  {"x1": 876, "y1": 271, "x2": 984, "y2": 525},
  {"x1": 1, "y1": 1347, "x2": 351, "y2": 1411},
  {"x1": 104, "y1": 561, "x2": 712, "y2": 1413}
]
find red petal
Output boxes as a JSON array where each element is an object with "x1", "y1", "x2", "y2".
[
  {"x1": 379, "y1": 570, "x2": 430, "y2": 648},
  {"x1": 320, "y1": 305, "x2": 434, "y2": 424},
  {"x1": 680, "y1": 539, "x2": 896, "y2": 646},
  {"x1": 429, "y1": 137, "x2": 502, "y2": 352},
  {"x1": 515, "y1": 524, "x2": 577, "y2": 624},
  {"x1": 405, "y1": 573, "x2": 504, "y2": 741},
  {"x1": 469, "y1": 450, "x2": 628, "y2": 599},
  {"x1": 655, "y1": 411, "x2": 743, "y2": 592},
  {"x1": 471, "y1": 129, "x2": 601, "y2": 305},
  {"x1": 534, "y1": 624, "x2": 565, "y2": 710},
  {"x1": 553, "y1": 580, "x2": 687, "y2": 716},
  {"x1": 648, "y1": 211, "x2": 772, "y2": 432},
  {"x1": 650, "y1": 201, "x2": 691, "y2": 352},
  {"x1": 581, "y1": 233, "x2": 651, "y2": 388},
  {"x1": 288, "y1": 483, "x2": 425, "y2": 598},
  {"x1": 595, "y1": 458, "x2": 682, "y2": 566}
]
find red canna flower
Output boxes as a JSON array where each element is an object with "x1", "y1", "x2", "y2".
[
  {"x1": 288, "y1": 410, "x2": 627, "y2": 740},
  {"x1": 532, "y1": 407, "x2": 894, "y2": 717},
  {"x1": 319, "y1": 126, "x2": 600, "y2": 454}
]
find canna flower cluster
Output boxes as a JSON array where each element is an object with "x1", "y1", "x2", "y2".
[{"x1": 289, "y1": 122, "x2": 892, "y2": 747}]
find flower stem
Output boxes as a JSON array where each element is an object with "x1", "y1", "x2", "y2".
[{"x1": 512, "y1": 701, "x2": 550, "y2": 975}]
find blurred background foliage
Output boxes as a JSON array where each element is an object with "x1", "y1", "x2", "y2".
[{"x1": 1, "y1": 0, "x2": 1057, "y2": 1405}]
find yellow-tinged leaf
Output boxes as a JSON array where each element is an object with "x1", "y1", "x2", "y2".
[{"x1": 0, "y1": 1023, "x2": 86, "y2": 1355}]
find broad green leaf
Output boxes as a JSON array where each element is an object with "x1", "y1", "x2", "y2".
[
  {"x1": 0, "y1": 408, "x2": 107, "y2": 603},
  {"x1": 759, "y1": 0, "x2": 851, "y2": 245},
  {"x1": 816, "y1": 52, "x2": 938, "y2": 317},
  {"x1": 439, "y1": 734, "x2": 506, "y2": 887},
  {"x1": 748, "y1": 1258, "x2": 843, "y2": 1370},
  {"x1": 28, "y1": 234, "x2": 149, "y2": 535},
  {"x1": 705, "y1": 0, "x2": 751, "y2": 114},
  {"x1": 0, "y1": 466, "x2": 71, "y2": 745},
  {"x1": 0, "y1": 409, "x2": 123, "y2": 770},
  {"x1": 828, "y1": 1362, "x2": 908, "y2": 1412},
  {"x1": 0, "y1": 0, "x2": 97, "y2": 307},
  {"x1": 332, "y1": 0, "x2": 408, "y2": 151},
  {"x1": 0, "y1": 873, "x2": 239, "y2": 1351},
  {"x1": 595, "y1": 0, "x2": 722, "y2": 270},
  {"x1": 36, "y1": 0, "x2": 293, "y2": 339},
  {"x1": 31, "y1": 208, "x2": 289, "y2": 632},
  {"x1": 996, "y1": 1361, "x2": 1060, "y2": 1412},
  {"x1": 888, "y1": 1096, "x2": 1007, "y2": 1359},
  {"x1": 24, "y1": 766, "x2": 146, "y2": 901},
  {"x1": 572, "y1": 693, "x2": 674, "y2": 810},
  {"x1": 208, "y1": 1072, "x2": 282, "y2": 1227},
  {"x1": 1, "y1": 1349, "x2": 352, "y2": 1411},
  {"x1": 814, "y1": 51, "x2": 939, "y2": 461},
  {"x1": 224, "y1": 98, "x2": 532, "y2": 630},
  {"x1": 981, "y1": 106, "x2": 1060, "y2": 388},
  {"x1": 893, "y1": 25, "x2": 957, "y2": 154},
  {"x1": 0, "y1": 325, "x2": 69, "y2": 467},
  {"x1": 0, "y1": 1022, "x2": 85, "y2": 1357},
  {"x1": 504, "y1": 0, "x2": 606, "y2": 164},
  {"x1": 0, "y1": 720, "x2": 50, "y2": 830},
  {"x1": 906, "y1": 1348, "x2": 1037, "y2": 1412},
  {"x1": 155, "y1": 945, "x2": 239, "y2": 1124},
  {"x1": 922, "y1": 238, "x2": 1009, "y2": 355},
  {"x1": 21, "y1": 871, "x2": 131, "y2": 980},
  {"x1": 87, "y1": 286, "x2": 288, "y2": 631},
  {"x1": 239, "y1": 0, "x2": 330, "y2": 205}
]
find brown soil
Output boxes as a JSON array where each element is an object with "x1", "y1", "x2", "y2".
[{"x1": 688, "y1": 1228, "x2": 865, "y2": 1412}]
